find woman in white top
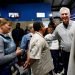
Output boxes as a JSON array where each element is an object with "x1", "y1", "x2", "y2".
[{"x1": 45, "y1": 24, "x2": 60, "y2": 74}]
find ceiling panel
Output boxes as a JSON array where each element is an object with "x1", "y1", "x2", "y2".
[
  {"x1": 53, "y1": 0, "x2": 62, "y2": 6},
  {"x1": 62, "y1": 0, "x2": 71, "y2": 5},
  {"x1": 0, "y1": 0, "x2": 75, "y2": 11},
  {"x1": 44, "y1": 0, "x2": 53, "y2": 5}
]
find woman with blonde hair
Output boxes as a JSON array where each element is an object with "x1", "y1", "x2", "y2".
[{"x1": 0, "y1": 18, "x2": 22, "y2": 75}]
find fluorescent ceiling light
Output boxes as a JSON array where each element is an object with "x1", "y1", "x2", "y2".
[
  {"x1": 49, "y1": 13, "x2": 52, "y2": 17},
  {"x1": 36, "y1": 12, "x2": 45, "y2": 18}
]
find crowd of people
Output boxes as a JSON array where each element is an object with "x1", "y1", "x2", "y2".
[{"x1": 0, "y1": 7, "x2": 75, "y2": 75}]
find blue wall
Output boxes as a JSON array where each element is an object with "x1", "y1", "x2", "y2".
[
  {"x1": 0, "y1": 3, "x2": 51, "y2": 21},
  {"x1": 70, "y1": 8, "x2": 75, "y2": 20}
]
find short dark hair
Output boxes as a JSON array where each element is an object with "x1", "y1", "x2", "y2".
[
  {"x1": 33, "y1": 21, "x2": 43, "y2": 31},
  {"x1": 16, "y1": 22, "x2": 20, "y2": 25},
  {"x1": 16, "y1": 23, "x2": 20, "y2": 28}
]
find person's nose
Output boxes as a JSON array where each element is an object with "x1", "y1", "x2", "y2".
[{"x1": 63, "y1": 14, "x2": 66, "y2": 17}]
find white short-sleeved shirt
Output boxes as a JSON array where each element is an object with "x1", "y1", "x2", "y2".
[{"x1": 29, "y1": 32, "x2": 54, "y2": 75}]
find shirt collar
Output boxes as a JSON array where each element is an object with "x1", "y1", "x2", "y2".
[
  {"x1": 69, "y1": 20, "x2": 73, "y2": 26},
  {"x1": 36, "y1": 32, "x2": 43, "y2": 37}
]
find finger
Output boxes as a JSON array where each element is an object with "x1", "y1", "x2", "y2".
[{"x1": 24, "y1": 65, "x2": 28, "y2": 70}]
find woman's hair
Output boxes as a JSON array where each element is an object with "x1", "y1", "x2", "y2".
[
  {"x1": 28, "y1": 23, "x2": 33, "y2": 31},
  {"x1": 0, "y1": 18, "x2": 12, "y2": 27},
  {"x1": 48, "y1": 21, "x2": 56, "y2": 30},
  {"x1": 43, "y1": 28, "x2": 48, "y2": 36}
]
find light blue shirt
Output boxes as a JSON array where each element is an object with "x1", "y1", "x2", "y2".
[
  {"x1": 0, "y1": 34, "x2": 17, "y2": 66},
  {"x1": 20, "y1": 33, "x2": 33, "y2": 52}
]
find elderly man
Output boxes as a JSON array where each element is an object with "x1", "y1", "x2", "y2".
[{"x1": 45, "y1": 7, "x2": 75, "y2": 75}]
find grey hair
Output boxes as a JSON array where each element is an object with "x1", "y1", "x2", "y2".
[
  {"x1": 27, "y1": 23, "x2": 33, "y2": 31},
  {"x1": 59, "y1": 7, "x2": 70, "y2": 17}
]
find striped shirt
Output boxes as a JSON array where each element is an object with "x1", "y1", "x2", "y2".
[{"x1": 29, "y1": 32, "x2": 54, "y2": 75}]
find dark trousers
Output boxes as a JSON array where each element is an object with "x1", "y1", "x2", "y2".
[
  {"x1": 50, "y1": 50, "x2": 59, "y2": 73},
  {"x1": 61, "y1": 50, "x2": 70, "y2": 75},
  {"x1": 21, "y1": 68, "x2": 31, "y2": 75},
  {"x1": 0, "y1": 67, "x2": 11, "y2": 75}
]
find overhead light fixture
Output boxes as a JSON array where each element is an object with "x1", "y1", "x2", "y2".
[
  {"x1": 49, "y1": 13, "x2": 52, "y2": 17},
  {"x1": 36, "y1": 12, "x2": 45, "y2": 18}
]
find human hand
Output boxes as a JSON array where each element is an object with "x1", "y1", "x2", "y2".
[
  {"x1": 23, "y1": 61, "x2": 30, "y2": 70},
  {"x1": 16, "y1": 47, "x2": 22, "y2": 56}
]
